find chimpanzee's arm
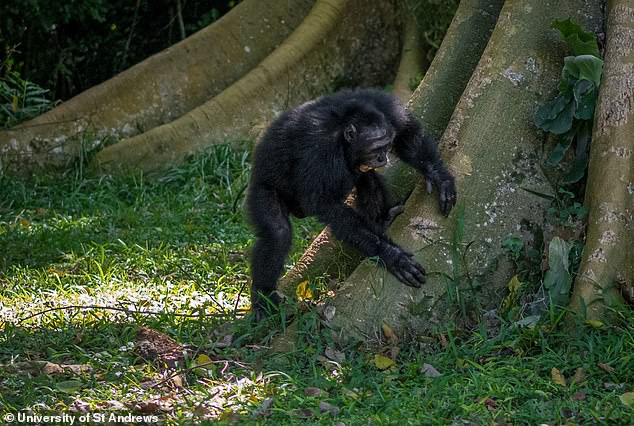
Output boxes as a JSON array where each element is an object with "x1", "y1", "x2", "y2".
[
  {"x1": 391, "y1": 113, "x2": 457, "y2": 216},
  {"x1": 316, "y1": 203, "x2": 425, "y2": 288}
]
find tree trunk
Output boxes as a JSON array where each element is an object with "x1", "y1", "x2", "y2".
[
  {"x1": 569, "y1": 0, "x2": 634, "y2": 320},
  {"x1": 277, "y1": 0, "x2": 505, "y2": 297},
  {"x1": 0, "y1": 0, "x2": 315, "y2": 170},
  {"x1": 327, "y1": 0, "x2": 603, "y2": 342},
  {"x1": 93, "y1": 0, "x2": 401, "y2": 174}
]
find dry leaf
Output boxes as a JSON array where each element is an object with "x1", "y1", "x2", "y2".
[
  {"x1": 573, "y1": 392, "x2": 586, "y2": 401},
  {"x1": 603, "y1": 382, "x2": 624, "y2": 390},
  {"x1": 170, "y1": 374, "x2": 184, "y2": 388},
  {"x1": 439, "y1": 333, "x2": 449, "y2": 349},
  {"x1": 571, "y1": 367, "x2": 585, "y2": 384},
  {"x1": 374, "y1": 354, "x2": 395, "y2": 370},
  {"x1": 389, "y1": 346, "x2": 400, "y2": 361},
  {"x1": 43, "y1": 361, "x2": 91, "y2": 376},
  {"x1": 319, "y1": 401, "x2": 340, "y2": 416},
  {"x1": 484, "y1": 398, "x2": 498, "y2": 412},
  {"x1": 551, "y1": 367, "x2": 567, "y2": 386},
  {"x1": 597, "y1": 363, "x2": 615, "y2": 373},
  {"x1": 382, "y1": 323, "x2": 398, "y2": 345},
  {"x1": 304, "y1": 387, "x2": 327, "y2": 397},
  {"x1": 253, "y1": 398, "x2": 274, "y2": 417},
  {"x1": 325, "y1": 347, "x2": 345, "y2": 363},
  {"x1": 422, "y1": 363, "x2": 441, "y2": 378},
  {"x1": 215, "y1": 334, "x2": 233, "y2": 348}
]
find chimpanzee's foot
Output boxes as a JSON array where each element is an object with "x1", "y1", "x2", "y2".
[{"x1": 251, "y1": 290, "x2": 284, "y2": 323}]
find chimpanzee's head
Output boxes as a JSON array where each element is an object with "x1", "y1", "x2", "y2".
[{"x1": 341, "y1": 104, "x2": 395, "y2": 173}]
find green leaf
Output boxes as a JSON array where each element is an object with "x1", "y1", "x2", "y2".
[
  {"x1": 56, "y1": 380, "x2": 84, "y2": 394},
  {"x1": 547, "y1": 129, "x2": 575, "y2": 166},
  {"x1": 534, "y1": 94, "x2": 575, "y2": 134},
  {"x1": 620, "y1": 392, "x2": 634, "y2": 407},
  {"x1": 552, "y1": 18, "x2": 600, "y2": 57},
  {"x1": 543, "y1": 237, "x2": 573, "y2": 306},
  {"x1": 573, "y1": 79, "x2": 597, "y2": 120},
  {"x1": 574, "y1": 55, "x2": 604, "y2": 86},
  {"x1": 564, "y1": 122, "x2": 591, "y2": 183}
]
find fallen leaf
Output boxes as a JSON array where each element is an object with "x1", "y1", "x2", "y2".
[
  {"x1": 135, "y1": 401, "x2": 162, "y2": 414},
  {"x1": 304, "y1": 387, "x2": 328, "y2": 397},
  {"x1": 571, "y1": 367, "x2": 585, "y2": 384},
  {"x1": 44, "y1": 362, "x2": 91, "y2": 376},
  {"x1": 56, "y1": 380, "x2": 84, "y2": 394},
  {"x1": 373, "y1": 354, "x2": 395, "y2": 370},
  {"x1": 100, "y1": 400, "x2": 126, "y2": 410},
  {"x1": 69, "y1": 399, "x2": 91, "y2": 413},
  {"x1": 551, "y1": 367, "x2": 567, "y2": 386},
  {"x1": 382, "y1": 323, "x2": 398, "y2": 345},
  {"x1": 604, "y1": 382, "x2": 624, "y2": 390},
  {"x1": 325, "y1": 347, "x2": 345, "y2": 363},
  {"x1": 422, "y1": 363, "x2": 441, "y2": 378},
  {"x1": 323, "y1": 305, "x2": 336, "y2": 321},
  {"x1": 389, "y1": 346, "x2": 400, "y2": 361},
  {"x1": 291, "y1": 408, "x2": 314, "y2": 418},
  {"x1": 597, "y1": 363, "x2": 615, "y2": 373},
  {"x1": 585, "y1": 320, "x2": 604, "y2": 328},
  {"x1": 170, "y1": 374, "x2": 184, "y2": 388},
  {"x1": 484, "y1": 398, "x2": 497, "y2": 412},
  {"x1": 253, "y1": 397, "x2": 274, "y2": 417},
  {"x1": 620, "y1": 392, "x2": 634, "y2": 407},
  {"x1": 296, "y1": 280, "x2": 312, "y2": 300},
  {"x1": 319, "y1": 401, "x2": 340, "y2": 416},
  {"x1": 192, "y1": 354, "x2": 214, "y2": 376},
  {"x1": 215, "y1": 334, "x2": 233, "y2": 348},
  {"x1": 439, "y1": 333, "x2": 448, "y2": 349},
  {"x1": 573, "y1": 392, "x2": 586, "y2": 401}
]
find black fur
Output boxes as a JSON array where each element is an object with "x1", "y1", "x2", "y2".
[{"x1": 246, "y1": 89, "x2": 456, "y2": 320}]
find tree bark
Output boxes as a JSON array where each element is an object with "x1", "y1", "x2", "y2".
[
  {"x1": 569, "y1": 0, "x2": 634, "y2": 320},
  {"x1": 93, "y1": 0, "x2": 401, "y2": 175},
  {"x1": 0, "y1": 0, "x2": 315, "y2": 170},
  {"x1": 327, "y1": 0, "x2": 603, "y2": 342},
  {"x1": 277, "y1": 0, "x2": 505, "y2": 298}
]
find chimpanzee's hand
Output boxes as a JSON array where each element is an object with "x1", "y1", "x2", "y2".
[
  {"x1": 382, "y1": 245, "x2": 426, "y2": 288},
  {"x1": 426, "y1": 175, "x2": 457, "y2": 216}
]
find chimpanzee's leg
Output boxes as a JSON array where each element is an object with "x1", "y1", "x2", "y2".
[{"x1": 246, "y1": 185, "x2": 292, "y2": 321}]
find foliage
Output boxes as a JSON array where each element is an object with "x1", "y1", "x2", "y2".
[
  {"x1": 1, "y1": 146, "x2": 633, "y2": 423},
  {"x1": 534, "y1": 18, "x2": 603, "y2": 184},
  {"x1": 0, "y1": 47, "x2": 53, "y2": 128},
  {"x1": 0, "y1": 0, "x2": 239, "y2": 100},
  {"x1": 408, "y1": 0, "x2": 460, "y2": 63}
]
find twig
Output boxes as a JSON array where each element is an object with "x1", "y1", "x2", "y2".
[
  {"x1": 16, "y1": 304, "x2": 242, "y2": 325},
  {"x1": 151, "y1": 359, "x2": 249, "y2": 389},
  {"x1": 120, "y1": 0, "x2": 142, "y2": 71},
  {"x1": 176, "y1": 0, "x2": 186, "y2": 40}
]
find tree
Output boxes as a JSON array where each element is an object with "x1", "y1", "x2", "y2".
[{"x1": 1, "y1": 0, "x2": 631, "y2": 340}]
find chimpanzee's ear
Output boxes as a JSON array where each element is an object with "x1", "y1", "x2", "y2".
[{"x1": 344, "y1": 123, "x2": 357, "y2": 143}]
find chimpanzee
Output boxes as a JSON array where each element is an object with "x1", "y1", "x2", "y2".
[{"x1": 246, "y1": 89, "x2": 457, "y2": 320}]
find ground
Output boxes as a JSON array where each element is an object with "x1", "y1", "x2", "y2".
[{"x1": 0, "y1": 146, "x2": 632, "y2": 424}]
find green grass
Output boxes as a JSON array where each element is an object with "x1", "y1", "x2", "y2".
[{"x1": 1, "y1": 146, "x2": 633, "y2": 425}]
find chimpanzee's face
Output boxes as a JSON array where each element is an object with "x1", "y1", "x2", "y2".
[{"x1": 343, "y1": 108, "x2": 394, "y2": 173}]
